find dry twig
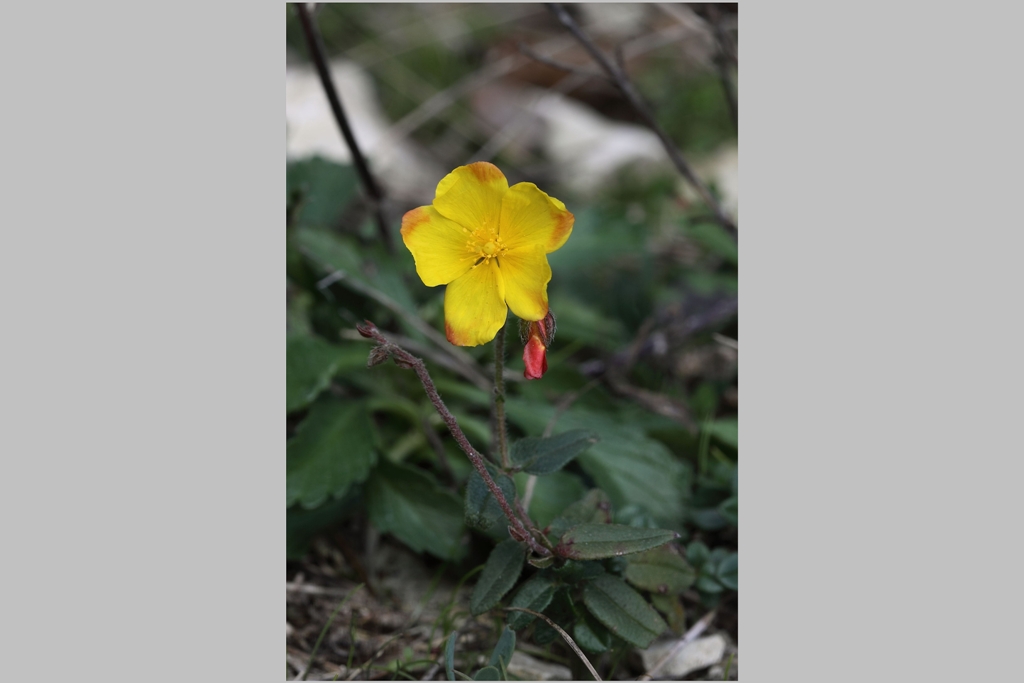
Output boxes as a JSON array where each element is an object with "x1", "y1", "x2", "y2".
[
  {"x1": 295, "y1": 4, "x2": 393, "y2": 252},
  {"x1": 504, "y1": 608, "x2": 601, "y2": 681}
]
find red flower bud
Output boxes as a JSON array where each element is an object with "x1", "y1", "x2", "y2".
[{"x1": 521, "y1": 311, "x2": 556, "y2": 380}]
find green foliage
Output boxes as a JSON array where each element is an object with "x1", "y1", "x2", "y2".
[
  {"x1": 286, "y1": 396, "x2": 376, "y2": 509},
  {"x1": 487, "y1": 627, "x2": 516, "y2": 670},
  {"x1": 708, "y1": 418, "x2": 738, "y2": 449},
  {"x1": 623, "y1": 546, "x2": 697, "y2": 594},
  {"x1": 287, "y1": 157, "x2": 359, "y2": 230},
  {"x1": 365, "y1": 460, "x2": 466, "y2": 561},
  {"x1": 507, "y1": 572, "x2": 557, "y2": 630},
  {"x1": 509, "y1": 429, "x2": 599, "y2": 475},
  {"x1": 444, "y1": 632, "x2": 457, "y2": 682},
  {"x1": 286, "y1": 333, "x2": 362, "y2": 412},
  {"x1": 464, "y1": 464, "x2": 516, "y2": 537},
  {"x1": 573, "y1": 615, "x2": 613, "y2": 654},
  {"x1": 472, "y1": 666, "x2": 500, "y2": 681},
  {"x1": 470, "y1": 539, "x2": 527, "y2": 616},
  {"x1": 554, "y1": 524, "x2": 678, "y2": 561},
  {"x1": 582, "y1": 574, "x2": 668, "y2": 649},
  {"x1": 512, "y1": 471, "x2": 586, "y2": 530},
  {"x1": 546, "y1": 489, "x2": 613, "y2": 540},
  {"x1": 687, "y1": 541, "x2": 738, "y2": 597}
]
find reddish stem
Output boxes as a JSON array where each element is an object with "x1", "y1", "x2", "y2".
[{"x1": 357, "y1": 321, "x2": 550, "y2": 558}]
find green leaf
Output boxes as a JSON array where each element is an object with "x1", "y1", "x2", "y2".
[
  {"x1": 576, "y1": 427, "x2": 689, "y2": 526},
  {"x1": 690, "y1": 507, "x2": 729, "y2": 531},
  {"x1": 553, "y1": 560, "x2": 605, "y2": 583},
  {"x1": 472, "y1": 666, "x2": 500, "y2": 681},
  {"x1": 287, "y1": 397, "x2": 376, "y2": 508},
  {"x1": 718, "y1": 496, "x2": 737, "y2": 527},
  {"x1": 695, "y1": 575, "x2": 724, "y2": 593},
  {"x1": 286, "y1": 493, "x2": 359, "y2": 560},
  {"x1": 295, "y1": 228, "x2": 421, "y2": 331},
  {"x1": 286, "y1": 333, "x2": 346, "y2": 413},
  {"x1": 687, "y1": 541, "x2": 711, "y2": 569},
  {"x1": 546, "y1": 294, "x2": 628, "y2": 351},
  {"x1": 689, "y1": 222, "x2": 738, "y2": 265},
  {"x1": 287, "y1": 157, "x2": 359, "y2": 229},
  {"x1": 510, "y1": 430, "x2": 599, "y2": 475},
  {"x1": 513, "y1": 471, "x2": 586, "y2": 531},
  {"x1": 365, "y1": 459, "x2": 466, "y2": 561},
  {"x1": 445, "y1": 632, "x2": 457, "y2": 681},
  {"x1": 504, "y1": 405, "x2": 690, "y2": 526},
  {"x1": 716, "y1": 552, "x2": 738, "y2": 591},
  {"x1": 573, "y1": 616, "x2": 612, "y2": 654},
  {"x1": 546, "y1": 489, "x2": 612, "y2": 540},
  {"x1": 470, "y1": 539, "x2": 526, "y2": 616},
  {"x1": 582, "y1": 574, "x2": 667, "y2": 649},
  {"x1": 555, "y1": 524, "x2": 678, "y2": 561},
  {"x1": 465, "y1": 464, "x2": 516, "y2": 537},
  {"x1": 649, "y1": 593, "x2": 687, "y2": 635},
  {"x1": 488, "y1": 626, "x2": 516, "y2": 670},
  {"x1": 623, "y1": 546, "x2": 696, "y2": 594},
  {"x1": 708, "y1": 418, "x2": 738, "y2": 449},
  {"x1": 533, "y1": 589, "x2": 574, "y2": 645},
  {"x1": 507, "y1": 572, "x2": 557, "y2": 630}
]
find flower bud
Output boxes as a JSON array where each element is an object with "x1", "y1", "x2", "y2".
[
  {"x1": 367, "y1": 345, "x2": 390, "y2": 368},
  {"x1": 521, "y1": 310, "x2": 556, "y2": 380}
]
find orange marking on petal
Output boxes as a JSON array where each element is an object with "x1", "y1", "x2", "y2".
[
  {"x1": 548, "y1": 208, "x2": 575, "y2": 251},
  {"x1": 444, "y1": 320, "x2": 462, "y2": 346},
  {"x1": 401, "y1": 207, "x2": 430, "y2": 237},
  {"x1": 467, "y1": 161, "x2": 505, "y2": 184}
]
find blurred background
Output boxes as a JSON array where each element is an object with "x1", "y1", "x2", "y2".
[{"x1": 286, "y1": 4, "x2": 738, "y2": 680}]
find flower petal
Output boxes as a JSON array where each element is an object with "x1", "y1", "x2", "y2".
[
  {"x1": 433, "y1": 162, "x2": 508, "y2": 232},
  {"x1": 499, "y1": 182, "x2": 574, "y2": 253},
  {"x1": 523, "y1": 334, "x2": 548, "y2": 380},
  {"x1": 498, "y1": 244, "x2": 550, "y2": 322},
  {"x1": 443, "y1": 260, "x2": 507, "y2": 346},
  {"x1": 401, "y1": 206, "x2": 476, "y2": 287}
]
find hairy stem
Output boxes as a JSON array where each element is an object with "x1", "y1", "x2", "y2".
[
  {"x1": 493, "y1": 320, "x2": 510, "y2": 469},
  {"x1": 357, "y1": 321, "x2": 550, "y2": 558}
]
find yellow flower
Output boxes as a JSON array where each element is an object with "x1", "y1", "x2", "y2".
[{"x1": 401, "y1": 162, "x2": 574, "y2": 346}]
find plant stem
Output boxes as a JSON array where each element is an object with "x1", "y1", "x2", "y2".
[
  {"x1": 294, "y1": 3, "x2": 393, "y2": 252},
  {"x1": 357, "y1": 321, "x2": 550, "y2": 558},
  {"x1": 493, "y1": 319, "x2": 510, "y2": 469}
]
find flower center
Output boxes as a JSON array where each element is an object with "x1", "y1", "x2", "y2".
[{"x1": 471, "y1": 231, "x2": 506, "y2": 264}]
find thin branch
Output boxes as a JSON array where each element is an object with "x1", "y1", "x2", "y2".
[
  {"x1": 544, "y1": 3, "x2": 736, "y2": 237},
  {"x1": 637, "y1": 609, "x2": 717, "y2": 681},
  {"x1": 357, "y1": 321, "x2": 550, "y2": 558},
  {"x1": 340, "y1": 328, "x2": 491, "y2": 395},
  {"x1": 516, "y1": 42, "x2": 608, "y2": 81},
  {"x1": 294, "y1": 4, "x2": 393, "y2": 252},
  {"x1": 504, "y1": 608, "x2": 601, "y2": 681},
  {"x1": 472, "y1": 68, "x2": 591, "y2": 164},
  {"x1": 704, "y1": 4, "x2": 738, "y2": 131}
]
